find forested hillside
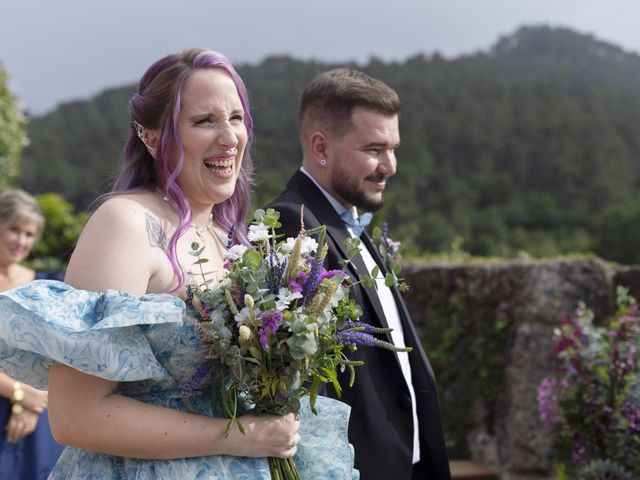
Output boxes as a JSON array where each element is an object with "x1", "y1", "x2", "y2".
[{"x1": 18, "y1": 26, "x2": 640, "y2": 263}]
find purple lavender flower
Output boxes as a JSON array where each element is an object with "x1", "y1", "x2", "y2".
[
  {"x1": 302, "y1": 249, "x2": 324, "y2": 306},
  {"x1": 334, "y1": 331, "x2": 379, "y2": 347},
  {"x1": 343, "y1": 321, "x2": 391, "y2": 335},
  {"x1": 182, "y1": 361, "x2": 213, "y2": 398},
  {"x1": 226, "y1": 225, "x2": 235, "y2": 250},
  {"x1": 268, "y1": 248, "x2": 287, "y2": 294},
  {"x1": 333, "y1": 330, "x2": 410, "y2": 352}
]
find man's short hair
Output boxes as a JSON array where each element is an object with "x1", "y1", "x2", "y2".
[{"x1": 299, "y1": 68, "x2": 400, "y2": 141}]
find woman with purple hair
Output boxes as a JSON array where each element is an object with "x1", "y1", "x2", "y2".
[{"x1": 0, "y1": 49, "x2": 357, "y2": 478}]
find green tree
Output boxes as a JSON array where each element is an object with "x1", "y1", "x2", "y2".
[
  {"x1": 0, "y1": 60, "x2": 26, "y2": 187},
  {"x1": 30, "y1": 193, "x2": 88, "y2": 271},
  {"x1": 595, "y1": 196, "x2": 640, "y2": 265}
]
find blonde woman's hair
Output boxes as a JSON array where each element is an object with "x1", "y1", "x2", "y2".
[{"x1": 0, "y1": 189, "x2": 45, "y2": 236}]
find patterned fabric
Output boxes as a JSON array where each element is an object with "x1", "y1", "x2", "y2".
[{"x1": 0, "y1": 280, "x2": 358, "y2": 479}]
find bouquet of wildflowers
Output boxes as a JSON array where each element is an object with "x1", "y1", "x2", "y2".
[
  {"x1": 537, "y1": 286, "x2": 640, "y2": 479},
  {"x1": 183, "y1": 208, "x2": 409, "y2": 480}
]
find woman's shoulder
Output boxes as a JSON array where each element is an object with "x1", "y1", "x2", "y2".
[
  {"x1": 65, "y1": 190, "x2": 175, "y2": 294},
  {"x1": 89, "y1": 191, "x2": 173, "y2": 234}
]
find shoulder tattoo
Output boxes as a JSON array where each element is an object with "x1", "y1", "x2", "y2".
[{"x1": 145, "y1": 213, "x2": 167, "y2": 250}]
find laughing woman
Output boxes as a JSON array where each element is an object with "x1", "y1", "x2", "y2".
[{"x1": 0, "y1": 49, "x2": 357, "y2": 479}]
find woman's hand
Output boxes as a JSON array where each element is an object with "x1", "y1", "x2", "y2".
[
  {"x1": 20, "y1": 384, "x2": 48, "y2": 414},
  {"x1": 5, "y1": 409, "x2": 39, "y2": 444},
  {"x1": 225, "y1": 412, "x2": 301, "y2": 459}
]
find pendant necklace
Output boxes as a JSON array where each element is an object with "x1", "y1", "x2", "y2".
[{"x1": 191, "y1": 214, "x2": 214, "y2": 248}]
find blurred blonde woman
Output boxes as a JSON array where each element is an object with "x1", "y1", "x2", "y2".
[{"x1": 0, "y1": 189, "x2": 63, "y2": 479}]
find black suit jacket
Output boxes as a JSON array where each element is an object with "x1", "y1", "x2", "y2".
[{"x1": 267, "y1": 170, "x2": 451, "y2": 480}]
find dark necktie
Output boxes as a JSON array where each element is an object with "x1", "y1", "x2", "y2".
[{"x1": 340, "y1": 211, "x2": 372, "y2": 236}]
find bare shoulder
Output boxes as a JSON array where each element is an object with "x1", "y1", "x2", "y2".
[
  {"x1": 65, "y1": 191, "x2": 173, "y2": 294},
  {"x1": 90, "y1": 192, "x2": 155, "y2": 228}
]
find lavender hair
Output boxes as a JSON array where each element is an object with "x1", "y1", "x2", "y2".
[{"x1": 112, "y1": 48, "x2": 254, "y2": 290}]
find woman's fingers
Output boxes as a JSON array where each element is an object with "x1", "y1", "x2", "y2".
[{"x1": 5, "y1": 410, "x2": 39, "y2": 443}]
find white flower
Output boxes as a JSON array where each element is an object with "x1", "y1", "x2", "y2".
[
  {"x1": 279, "y1": 237, "x2": 296, "y2": 254},
  {"x1": 226, "y1": 244, "x2": 248, "y2": 261},
  {"x1": 234, "y1": 306, "x2": 253, "y2": 326},
  {"x1": 300, "y1": 236, "x2": 318, "y2": 255},
  {"x1": 248, "y1": 223, "x2": 271, "y2": 242},
  {"x1": 275, "y1": 287, "x2": 303, "y2": 310},
  {"x1": 280, "y1": 236, "x2": 318, "y2": 256}
]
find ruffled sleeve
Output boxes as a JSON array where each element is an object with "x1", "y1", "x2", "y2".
[{"x1": 0, "y1": 280, "x2": 185, "y2": 389}]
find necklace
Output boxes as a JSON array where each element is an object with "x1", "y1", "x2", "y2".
[
  {"x1": 191, "y1": 214, "x2": 215, "y2": 247},
  {"x1": 157, "y1": 189, "x2": 218, "y2": 249}
]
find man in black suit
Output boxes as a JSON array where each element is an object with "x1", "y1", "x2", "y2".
[{"x1": 267, "y1": 69, "x2": 451, "y2": 479}]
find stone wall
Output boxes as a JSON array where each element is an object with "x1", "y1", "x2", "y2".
[{"x1": 401, "y1": 258, "x2": 637, "y2": 479}]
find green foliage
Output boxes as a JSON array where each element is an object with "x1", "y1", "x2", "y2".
[
  {"x1": 595, "y1": 195, "x2": 640, "y2": 265},
  {"x1": 577, "y1": 459, "x2": 635, "y2": 480},
  {"x1": 30, "y1": 193, "x2": 88, "y2": 270},
  {"x1": 421, "y1": 286, "x2": 512, "y2": 456},
  {"x1": 0, "y1": 61, "x2": 27, "y2": 187},
  {"x1": 20, "y1": 86, "x2": 133, "y2": 207},
  {"x1": 16, "y1": 26, "x2": 640, "y2": 262}
]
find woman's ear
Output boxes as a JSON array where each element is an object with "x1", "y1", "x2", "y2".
[
  {"x1": 144, "y1": 129, "x2": 160, "y2": 159},
  {"x1": 134, "y1": 121, "x2": 159, "y2": 158}
]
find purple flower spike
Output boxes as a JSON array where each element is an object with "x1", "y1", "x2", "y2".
[
  {"x1": 182, "y1": 361, "x2": 213, "y2": 398},
  {"x1": 334, "y1": 331, "x2": 379, "y2": 347}
]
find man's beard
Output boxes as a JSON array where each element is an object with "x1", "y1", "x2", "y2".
[{"x1": 331, "y1": 171, "x2": 385, "y2": 212}]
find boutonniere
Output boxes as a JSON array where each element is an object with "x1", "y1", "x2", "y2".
[{"x1": 371, "y1": 223, "x2": 408, "y2": 293}]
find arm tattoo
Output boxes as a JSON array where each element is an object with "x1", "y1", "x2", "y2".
[{"x1": 145, "y1": 213, "x2": 167, "y2": 250}]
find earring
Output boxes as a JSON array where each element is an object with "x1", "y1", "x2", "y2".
[
  {"x1": 133, "y1": 121, "x2": 146, "y2": 143},
  {"x1": 133, "y1": 120, "x2": 157, "y2": 159},
  {"x1": 320, "y1": 159, "x2": 327, "y2": 167}
]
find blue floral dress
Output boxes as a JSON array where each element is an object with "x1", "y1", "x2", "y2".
[{"x1": 0, "y1": 280, "x2": 358, "y2": 479}]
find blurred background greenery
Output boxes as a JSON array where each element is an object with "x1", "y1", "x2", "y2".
[{"x1": 4, "y1": 25, "x2": 640, "y2": 268}]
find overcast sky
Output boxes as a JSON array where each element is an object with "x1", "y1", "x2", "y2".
[{"x1": 2, "y1": 0, "x2": 639, "y2": 115}]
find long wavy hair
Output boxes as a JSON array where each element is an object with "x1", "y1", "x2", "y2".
[{"x1": 112, "y1": 48, "x2": 254, "y2": 289}]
